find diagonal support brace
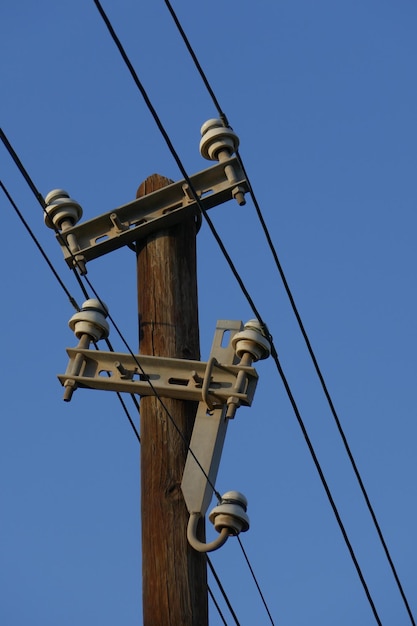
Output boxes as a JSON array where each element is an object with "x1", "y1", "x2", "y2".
[{"x1": 181, "y1": 320, "x2": 243, "y2": 518}]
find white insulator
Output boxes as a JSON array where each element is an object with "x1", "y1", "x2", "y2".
[
  {"x1": 68, "y1": 298, "x2": 109, "y2": 341},
  {"x1": 199, "y1": 119, "x2": 239, "y2": 161},
  {"x1": 232, "y1": 319, "x2": 271, "y2": 361},
  {"x1": 44, "y1": 189, "x2": 83, "y2": 230},
  {"x1": 209, "y1": 491, "x2": 249, "y2": 535}
]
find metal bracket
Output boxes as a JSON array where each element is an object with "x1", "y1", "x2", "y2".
[
  {"x1": 56, "y1": 157, "x2": 248, "y2": 268},
  {"x1": 181, "y1": 320, "x2": 244, "y2": 518},
  {"x1": 58, "y1": 322, "x2": 258, "y2": 406}
]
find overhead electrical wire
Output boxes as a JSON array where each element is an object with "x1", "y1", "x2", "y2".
[
  {"x1": 2, "y1": 7, "x2": 392, "y2": 623},
  {"x1": 83, "y1": 270, "x2": 223, "y2": 499},
  {"x1": 1, "y1": 170, "x2": 232, "y2": 626},
  {"x1": 272, "y1": 345, "x2": 382, "y2": 623},
  {"x1": 1, "y1": 135, "x2": 240, "y2": 624},
  {"x1": 207, "y1": 556, "x2": 241, "y2": 626},
  {"x1": 0, "y1": 179, "x2": 79, "y2": 312},
  {"x1": 91, "y1": 2, "x2": 383, "y2": 623},
  {"x1": 90, "y1": 3, "x2": 276, "y2": 622},
  {"x1": 0, "y1": 128, "x2": 223, "y2": 500},
  {"x1": 160, "y1": 2, "x2": 416, "y2": 624},
  {"x1": 240, "y1": 137, "x2": 416, "y2": 626},
  {"x1": 236, "y1": 537, "x2": 275, "y2": 626},
  {"x1": 207, "y1": 585, "x2": 229, "y2": 626},
  {"x1": 0, "y1": 184, "x2": 231, "y2": 626},
  {"x1": 0, "y1": 132, "x2": 143, "y2": 443},
  {"x1": 0, "y1": 130, "x2": 47, "y2": 211},
  {"x1": 0, "y1": 177, "x2": 141, "y2": 444},
  {"x1": 92, "y1": 0, "x2": 264, "y2": 327}
]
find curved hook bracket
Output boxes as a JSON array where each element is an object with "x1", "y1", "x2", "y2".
[{"x1": 187, "y1": 513, "x2": 229, "y2": 553}]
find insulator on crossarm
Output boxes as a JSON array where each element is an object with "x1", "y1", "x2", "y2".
[
  {"x1": 232, "y1": 319, "x2": 271, "y2": 362},
  {"x1": 44, "y1": 189, "x2": 83, "y2": 231},
  {"x1": 199, "y1": 119, "x2": 245, "y2": 205},
  {"x1": 68, "y1": 298, "x2": 110, "y2": 342},
  {"x1": 199, "y1": 119, "x2": 240, "y2": 161}
]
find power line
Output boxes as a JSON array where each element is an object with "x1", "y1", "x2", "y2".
[
  {"x1": 207, "y1": 556, "x2": 241, "y2": 626},
  {"x1": 0, "y1": 130, "x2": 86, "y2": 282},
  {"x1": 1, "y1": 179, "x2": 142, "y2": 443},
  {"x1": 237, "y1": 537, "x2": 275, "y2": 626},
  {"x1": 0, "y1": 129, "x2": 46, "y2": 209},
  {"x1": 161, "y1": 3, "x2": 416, "y2": 624},
  {"x1": 271, "y1": 344, "x2": 381, "y2": 625},
  {"x1": 2, "y1": 129, "x2": 218, "y2": 486},
  {"x1": 1, "y1": 128, "x2": 227, "y2": 503},
  {"x1": 0, "y1": 133, "x2": 142, "y2": 441},
  {"x1": 89, "y1": 4, "x2": 277, "y2": 622},
  {"x1": 208, "y1": 585, "x2": 229, "y2": 626},
  {"x1": 3, "y1": 17, "x2": 376, "y2": 626},
  {"x1": 91, "y1": 0, "x2": 265, "y2": 328},
  {"x1": 83, "y1": 269, "x2": 224, "y2": 499},
  {"x1": 90, "y1": 0, "x2": 271, "y2": 506},
  {"x1": 163, "y1": 0, "x2": 228, "y2": 126},
  {"x1": 237, "y1": 150, "x2": 417, "y2": 623},
  {"x1": 1, "y1": 130, "x2": 143, "y2": 443},
  {"x1": 91, "y1": 2, "x2": 382, "y2": 622},
  {"x1": 0, "y1": 180, "x2": 79, "y2": 311},
  {"x1": 0, "y1": 135, "x2": 249, "y2": 626},
  {"x1": 2, "y1": 157, "x2": 238, "y2": 624},
  {"x1": 3, "y1": 10, "x2": 388, "y2": 623},
  {"x1": 0, "y1": 162, "x2": 140, "y2": 443}
]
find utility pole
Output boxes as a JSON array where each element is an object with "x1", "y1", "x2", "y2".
[
  {"x1": 46, "y1": 120, "x2": 270, "y2": 626},
  {"x1": 136, "y1": 174, "x2": 208, "y2": 625}
]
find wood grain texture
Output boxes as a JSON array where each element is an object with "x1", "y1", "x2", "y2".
[{"x1": 136, "y1": 174, "x2": 207, "y2": 625}]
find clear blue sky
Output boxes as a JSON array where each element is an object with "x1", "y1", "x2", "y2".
[{"x1": 1, "y1": 1, "x2": 417, "y2": 624}]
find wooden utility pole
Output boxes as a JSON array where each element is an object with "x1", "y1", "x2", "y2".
[{"x1": 136, "y1": 174, "x2": 208, "y2": 625}]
